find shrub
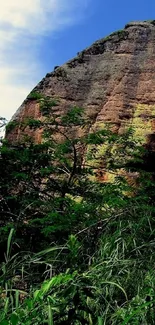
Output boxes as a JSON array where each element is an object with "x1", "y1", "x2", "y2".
[
  {"x1": 40, "y1": 98, "x2": 58, "y2": 116},
  {"x1": 27, "y1": 91, "x2": 43, "y2": 100},
  {"x1": 23, "y1": 118, "x2": 42, "y2": 130},
  {"x1": 5, "y1": 121, "x2": 19, "y2": 133}
]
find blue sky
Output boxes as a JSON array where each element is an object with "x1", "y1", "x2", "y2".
[{"x1": 0, "y1": 0, "x2": 155, "y2": 120}]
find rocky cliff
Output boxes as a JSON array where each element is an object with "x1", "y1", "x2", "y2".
[{"x1": 6, "y1": 21, "x2": 155, "y2": 176}]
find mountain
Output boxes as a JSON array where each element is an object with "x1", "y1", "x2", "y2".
[{"x1": 6, "y1": 21, "x2": 155, "y2": 156}]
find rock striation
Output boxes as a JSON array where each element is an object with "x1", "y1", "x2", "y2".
[{"x1": 6, "y1": 21, "x2": 155, "y2": 173}]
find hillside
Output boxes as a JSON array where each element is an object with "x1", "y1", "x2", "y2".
[{"x1": 1, "y1": 21, "x2": 155, "y2": 324}]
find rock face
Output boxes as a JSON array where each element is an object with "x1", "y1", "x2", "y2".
[{"x1": 6, "y1": 21, "x2": 155, "y2": 159}]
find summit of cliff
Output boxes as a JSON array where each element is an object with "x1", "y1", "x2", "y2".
[{"x1": 6, "y1": 20, "x2": 155, "y2": 149}]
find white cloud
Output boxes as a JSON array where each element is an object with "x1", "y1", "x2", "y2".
[{"x1": 0, "y1": 0, "x2": 90, "y2": 120}]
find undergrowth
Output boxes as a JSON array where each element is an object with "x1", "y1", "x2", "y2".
[{"x1": 1, "y1": 101, "x2": 155, "y2": 324}]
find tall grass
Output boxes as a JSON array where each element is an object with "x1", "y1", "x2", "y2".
[{"x1": 1, "y1": 202, "x2": 155, "y2": 325}]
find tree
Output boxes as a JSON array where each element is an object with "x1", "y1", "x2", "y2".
[
  {"x1": 1, "y1": 94, "x2": 155, "y2": 324},
  {"x1": 0, "y1": 117, "x2": 7, "y2": 141},
  {"x1": 0, "y1": 95, "x2": 135, "y2": 252}
]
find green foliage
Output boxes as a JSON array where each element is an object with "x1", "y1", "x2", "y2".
[
  {"x1": 23, "y1": 118, "x2": 43, "y2": 129},
  {"x1": 61, "y1": 106, "x2": 84, "y2": 126},
  {"x1": 27, "y1": 91, "x2": 59, "y2": 116},
  {"x1": 111, "y1": 29, "x2": 127, "y2": 37},
  {"x1": 40, "y1": 97, "x2": 59, "y2": 116},
  {"x1": 105, "y1": 29, "x2": 128, "y2": 41},
  {"x1": 27, "y1": 91, "x2": 43, "y2": 100},
  {"x1": 1, "y1": 93, "x2": 155, "y2": 324},
  {"x1": 5, "y1": 121, "x2": 19, "y2": 133}
]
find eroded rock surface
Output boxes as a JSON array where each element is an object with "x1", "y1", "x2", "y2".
[{"x1": 6, "y1": 21, "x2": 155, "y2": 180}]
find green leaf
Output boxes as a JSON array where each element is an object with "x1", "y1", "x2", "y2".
[
  {"x1": 38, "y1": 273, "x2": 74, "y2": 297},
  {"x1": 48, "y1": 303, "x2": 53, "y2": 325},
  {"x1": 98, "y1": 317, "x2": 103, "y2": 325},
  {"x1": 10, "y1": 313, "x2": 19, "y2": 325},
  {"x1": 100, "y1": 281, "x2": 128, "y2": 301},
  {"x1": 6, "y1": 228, "x2": 14, "y2": 261},
  {"x1": 0, "y1": 320, "x2": 9, "y2": 325},
  {"x1": 33, "y1": 290, "x2": 40, "y2": 301},
  {"x1": 121, "y1": 300, "x2": 155, "y2": 325}
]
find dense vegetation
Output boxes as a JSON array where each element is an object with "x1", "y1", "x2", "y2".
[{"x1": 1, "y1": 94, "x2": 155, "y2": 324}]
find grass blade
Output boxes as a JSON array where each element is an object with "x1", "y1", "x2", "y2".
[
  {"x1": 98, "y1": 317, "x2": 103, "y2": 325},
  {"x1": 6, "y1": 229, "x2": 14, "y2": 261},
  {"x1": 48, "y1": 302, "x2": 54, "y2": 325},
  {"x1": 121, "y1": 300, "x2": 155, "y2": 325}
]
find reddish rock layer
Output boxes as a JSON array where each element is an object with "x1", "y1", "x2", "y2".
[{"x1": 7, "y1": 21, "x2": 155, "y2": 149}]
